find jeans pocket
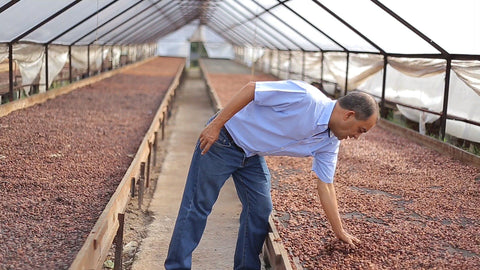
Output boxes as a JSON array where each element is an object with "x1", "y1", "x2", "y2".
[{"x1": 214, "y1": 129, "x2": 232, "y2": 148}]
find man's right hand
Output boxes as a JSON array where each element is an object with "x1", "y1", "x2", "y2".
[
  {"x1": 336, "y1": 230, "x2": 360, "y2": 248},
  {"x1": 199, "y1": 122, "x2": 221, "y2": 155}
]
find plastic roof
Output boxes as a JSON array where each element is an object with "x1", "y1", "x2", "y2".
[{"x1": 0, "y1": 0, "x2": 479, "y2": 58}]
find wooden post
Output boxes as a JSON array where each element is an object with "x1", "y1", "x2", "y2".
[
  {"x1": 162, "y1": 111, "x2": 166, "y2": 140},
  {"x1": 130, "y1": 177, "x2": 135, "y2": 198},
  {"x1": 113, "y1": 213, "x2": 125, "y2": 270},
  {"x1": 138, "y1": 162, "x2": 145, "y2": 209},
  {"x1": 153, "y1": 131, "x2": 158, "y2": 166},
  {"x1": 146, "y1": 142, "x2": 152, "y2": 188}
]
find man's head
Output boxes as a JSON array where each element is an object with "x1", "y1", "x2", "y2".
[{"x1": 328, "y1": 91, "x2": 379, "y2": 140}]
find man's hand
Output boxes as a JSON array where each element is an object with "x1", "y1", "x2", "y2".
[
  {"x1": 336, "y1": 230, "x2": 360, "y2": 247},
  {"x1": 316, "y1": 180, "x2": 361, "y2": 248},
  {"x1": 199, "y1": 122, "x2": 221, "y2": 155}
]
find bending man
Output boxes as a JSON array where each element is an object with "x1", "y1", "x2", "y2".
[{"x1": 165, "y1": 80, "x2": 379, "y2": 270}]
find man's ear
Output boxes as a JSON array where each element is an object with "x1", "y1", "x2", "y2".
[{"x1": 343, "y1": 110, "x2": 356, "y2": 121}]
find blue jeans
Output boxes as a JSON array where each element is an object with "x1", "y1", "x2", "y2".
[{"x1": 164, "y1": 123, "x2": 272, "y2": 270}]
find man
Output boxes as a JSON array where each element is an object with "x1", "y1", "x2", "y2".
[{"x1": 165, "y1": 80, "x2": 379, "y2": 270}]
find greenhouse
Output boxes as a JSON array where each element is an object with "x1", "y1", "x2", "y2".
[{"x1": 0, "y1": 0, "x2": 479, "y2": 269}]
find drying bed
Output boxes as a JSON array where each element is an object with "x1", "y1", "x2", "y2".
[
  {"x1": 0, "y1": 57, "x2": 184, "y2": 269},
  {"x1": 201, "y1": 60, "x2": 480, "y2": 269}
]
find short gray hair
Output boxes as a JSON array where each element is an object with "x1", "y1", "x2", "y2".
[{"x1": 337, "y1": 92, "x2": 379, "y2": 121}]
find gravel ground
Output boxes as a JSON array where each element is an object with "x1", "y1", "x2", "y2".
[
  {"x1": 0, "y1": 57, "x2": 184, "y2": 269},
  {"x1": 204, "y1": 68, "x2": 480, "y2": 269}
]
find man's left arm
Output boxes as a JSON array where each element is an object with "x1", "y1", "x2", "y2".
[
  {"x1": 316, "y1": 180, "x2": 360, "y2": 247},
  {"x1": 199, "y1": 81, "x2": 255, "y2": 154}
]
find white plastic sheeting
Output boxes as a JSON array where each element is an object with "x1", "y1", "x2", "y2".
[
  {"x1": 358, "y1": 59, "x2": 480, "y2": 143},
  {"x1": 157, "y1": 21, "x2": 234, "y2": 60},
  {"x1": 447, "y1": 71, "x2": 480, "y2": 143},
  {"x1": 452, "y1": 61, "x2": 480, "y2": 96},
  {"x1": 237, "y1": 48, "x2": 480, "y2": 143},
  {"x1": 324, "y1": 52, "x2": 384, "y2": 91},
  {"x1": 13, "y1": 44, "x2": 45, "y2": 95},
  {"x1": 0, "y1": 43, "x2": 156, "y2": 96},
  {"x1": 0, "y1": 44, "x2": 7, "y2": 63},
  {"x1": 71, "y1": 46, "x2": 108, "y2": 72},
  {"x1": 40, "y1": 45, "x2": 69, "y2": 92}
]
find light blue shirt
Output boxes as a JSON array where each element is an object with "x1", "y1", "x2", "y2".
[{"x1": 225, "y1": 80, "x2": 340, "y2": 183}]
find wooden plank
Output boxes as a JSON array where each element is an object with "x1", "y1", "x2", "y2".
[
  {"x1": 199, "y1": 59, "x2": 222, "y2": 111},
  {"x1": 69, "y1": 60, "x2": 185, "y2": 270},
  {"x1": 266, "y1": 216, "x2": 293, "y2": 270}
]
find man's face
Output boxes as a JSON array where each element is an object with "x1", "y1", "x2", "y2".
[{"x1": 333, "y1": 111, "x2": 377, "y2": 140}]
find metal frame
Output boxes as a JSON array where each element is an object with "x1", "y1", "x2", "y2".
[{"x1": 0, "y1": 0, "x2": 478, "y2": 137}]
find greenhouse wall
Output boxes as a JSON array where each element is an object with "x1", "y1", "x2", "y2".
[
  {"x1": 234, "y1": 46, "x2": 480, "y2": 145},
  {"x1": 0, "y1": 43, "x2": 157, "y2": 103}
]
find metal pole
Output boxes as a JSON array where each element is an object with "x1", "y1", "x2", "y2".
[
  {"x1": 302, "y1": 51, "x2": 306, "y2": 81},
  {"x1": 440, "y1": 58, "x2": 452, "y2": 140},
  {"x1": 277, "y1": 50, "x2": 280, "y2": 77},
  {"x1": 8, "y1": 43, "x2": 13, "y2": 101},
  {"x1": 69, "y1": 46, "x2": 72, "y2": 83},
  {"x1": 87, "y1": 45, "x2": 90, "y2": 77},
  {"x1": 344, "y1": 52, "x2": 350, "y2": 96},
  {"x1": 381, "y1": 56, "x2": 388, "y2": 118},
  {"x1": 288, "y1": 50, "x2": 292, "y2": 79},
  {"x1": 101, "y1": 45, "x2": 104, "y2": 72},
  {"x1": 321, "y1": 52, "x2": 324, "y2": 84},
  {"x1": 45, "y1": 45, "x2": 49, "y2": 91}
]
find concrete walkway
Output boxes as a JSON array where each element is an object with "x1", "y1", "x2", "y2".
[{"x1": 132, "y1": 68, "x2": 242, "y2": 269}]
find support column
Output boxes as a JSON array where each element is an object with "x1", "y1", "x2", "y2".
[
  {"x1": 8, "y1": 43, "x2": 13, "y2": 101},
  {"x1": 440, "y1": 58, "x2": 452, "y2": 140},
  {"x1": 381, "y1": 55, "x2": 388, "y2": 118},
  {"x1": 344, "y1": 52, "x2": 350, "y2": 96}
]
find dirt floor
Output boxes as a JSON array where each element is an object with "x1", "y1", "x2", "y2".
[
  {"x1": 0, "y1": 57, "x2": 184, "y2": 269},
  {"x1": 201, "y1": 59, "x2": 480, "y2": 269}
]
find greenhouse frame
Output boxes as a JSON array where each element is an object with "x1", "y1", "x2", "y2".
[{"x1": 1, "y1": 0, "x2": 479, "y2": 146}]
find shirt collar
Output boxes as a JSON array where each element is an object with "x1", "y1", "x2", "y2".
[
  {"x1": 317, "y1": 100, "x2": 336, "y2": 126},
  {"x1": 316, "y1": 100, "x2": 336, "y2": 138}
]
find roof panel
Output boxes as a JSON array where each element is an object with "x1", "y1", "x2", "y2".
[
  {"x1": 258, "y1": 11, "x2": 316, "y2": 51},
  {"x1": 380, "y1": 0, "x2": 480, "y2": 55},
  {"x1": 0, "y1": 0, "x2": 77, "y2": 43},
  {"x1": 320, "y1": 0, "x2": 438, "y2": 54},
  {"x1": 79, "y1": 1, "x2": 157, "y2": 44},
  {"x1": 271, "y1": 3, "x2": 343, "y2": 51},
  {"x1": 22, "y1": 0, "x2": 115, "y2": 44},
  {"x1": 287, "y1": 0, "x2": 378, "y2": 52},
  {"x1": 55, "y1": 0, "x2": 141, "y2": 45}
]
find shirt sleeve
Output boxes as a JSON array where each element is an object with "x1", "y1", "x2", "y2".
[
  {"x1": 254, "y1": 80, "x2": 306, "y2": 110},
  {"x1": 312, "y1": 149, "x2": 339, "y2": 183}
]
